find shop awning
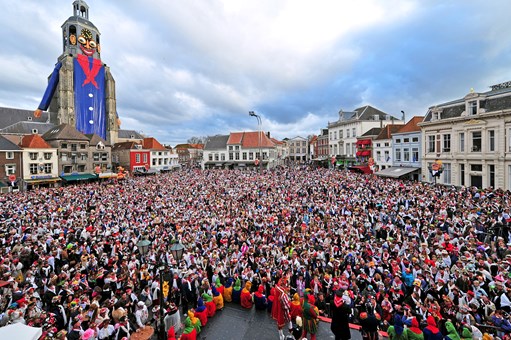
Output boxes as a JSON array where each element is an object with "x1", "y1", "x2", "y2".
[
  {"x1": 375, "y1": 166, "x2": 420, "y2": 178},
  {"x1": 348, "y1": 165, "x2": 372, "y2": 174},
  {"x1": 98, "y1": 172, "x2": 118, "y2": 179},
  {"x1": 360, "y1": 150, "x2": 371, "y2": 157},
  {"x1": 356, "y1": 139, "x2": 371, "y2": 145},
  {"x1": 60, "y1": 173, "x2": 98, "y2": 181},
  {"x1": 25, "y1": 178, "x2": 61, "y2": 185}
]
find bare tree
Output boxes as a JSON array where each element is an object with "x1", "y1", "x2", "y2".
[{"x1": 187, "y1": 136, "x2": 205, "y2": 144}]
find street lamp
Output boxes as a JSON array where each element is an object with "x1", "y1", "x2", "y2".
[
  {"x1": 137, "y1": 238, "x2": 151, "y2": 260},
  {"x1": 158, "y1": 241, "x2": 185, "y2": 340},
  {"x1": 249, "y1": 111, "x2": 262, "y2": 171}
]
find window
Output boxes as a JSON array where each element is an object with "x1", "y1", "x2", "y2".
[
  {"x1": 61, "y1": 153, "x2": 68, "y2": 161},
  {"x1": 93, "y1": 153, "x2": 100, "y2": 161},
  {"x1": 235, "y1": 153, "x2": 240, "y2": 160},
  {"x1": 101, "y1": 153, "x2": 108, "y2": 161},
  {"x1": 302, "y1": 141, "x2": 306, "y2": 146},
  {"x1": 228, "y1": 146, "x2": 233, "y2": 151},
  {"x1": 468, "y1": 101, "x2": 478, "y2": 115},
  {"x1": 71, "y1": 144, "x2": 77, "y2": 151},
  {"x1": 61, "y1": 143, "x2": 68, "y2": 149},
  {"x1": 229, "y1": 153, "x2": 233, "y2": 160},
  {"x1": 80, "y1": 153, "x2": 87, "y2": 161},
  {"x1": 352, "y1": 128, "x2": 356, "y2": 137},
  {"x1": 489, "y1": 130, "x2": 495, "y2": 152},
  {"x1": 472, "y1": 131, "x2": 482, "y2": 152},
  {"x1": 29, "y1": 152, "x2": 38, "y2": 160},
  {"x1": 346, "y1": 129, "x2": 350, "y2": 138},
  {"x1": 460, "y1": 164, "x2": 465, "y2": 186},
  {"x1": 412, "y1": 137, "x2": 419, "y2": 143},
  {"x1": 345, "y1": 144, "x2": 350, "y2": 155},
  {"x1": 384, "y1": 142, "x2": 389, "y2": 147},
  {"x1": 384, "y1": 151, "x2": 390, "y2": 162},
  {"x1": 443, "y1": 134, "x2": 451, "y2": 152},
  {"x1": 459, "y1": 133, "x2": 465, "y2": 152},
  {"x1": 396, "y1": 139, "x2": 401, "y2": 144},
  {"x1": 235, "y1": 146, "x2": 240, "y2": 150},
  {"x1": 5, "y1": 164, "x2": 15, "y2": 175},
  {"x1": 403, "y1": 138, "x2": 410, "y2": 143},
  {"x1": 471, "y1": 164, "x2": 482, "y2": 172},
  {"x1": 428, "y1": 136, "x2": 435, "y2": 153},
  {"x1": 249, "y1": 152, "x2": 253, "y2": 160},
  {"x1": 152, "y1": 159, "x2": 157, "y2": 165},
  {"x1": 395, "y1": 149, "x2": 401, "y2": 162},
  {"x1": 412, "y1": 148, "x2": 419, "y2": 162},
  {"x1": 208, "y1": 154, "x2": 213, "y2": 161},
  {"x1": 135, "y1": 154, "x2": 140, "y2": 163},
  {"x1": 80, "y1": 144, "x2": 86, "y2": 149},
  {"x1": 43, "y1": 152, "x2": 52, "y2": 160},
  {"x1": 403, "y1": 148, "x2": 410, "y2": 162},
  {"x1": 443, "y1": 163, "x2": 451, "y2": 184},
  {"x1": 214, "y1": 154, "x2": 219, "y2": 161},
  {"x1": 143, "y1": 154, "x2": 148, "y2": 163},
  {"x1": 376, "y1": 151, "x2": 381, "y2": 162},
  {"x1": 6, "y1": 152, "x2": 14, "y2": 159},
  {"x1": 489, "y1": 164, "x2": 495, "y2": 188},
  {"x1": 44, "y1": 163, "x2": 52, "y2": 173},
  {"x1": 333, "y1": 131, "x2": 337, "y2": 140},
  {"x1": 339, "y1": 130, "x2": 343, "y2": 139},
  {"x1": 221, "y1": 154, "x2": 225, "y2": 161},
  {"x1": 376, "y1": 143, "x2": 380, "y2": 147},
  {"x1": 78, "y1": 165, "x2": 86, "y2": 172},
  {"x1": 30, "y1": 164, "x2": 38, "y2": 175},
  {"x1": 352, "y1": 144, "x2": 356, "y2": 156}
]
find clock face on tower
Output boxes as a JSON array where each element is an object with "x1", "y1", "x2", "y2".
[{"x1": 78, "y1": 28, "x2": 97, "y2": 57}]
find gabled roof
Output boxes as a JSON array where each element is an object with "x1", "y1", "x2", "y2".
[
  {"x1": 395, "y1": 116, "x2": 424, "y2": 134},
  {"x1": 143, "y1": 137, "x2": 166, "y2": 151},
  {"x1": 0, "y1": 121, "x2": 56, "y2": 135},
  {"x1": 423, "y1": 83, "x2": 511, "y2": 122},
  {"x1": 19, "y1": 134, "x2": 52, "y2": 149},
  {"x1": 355, "y1": 105, "x2": 397, "y2": 120},
  {"x1": 85, "y1": 134, "x2": 109, "y2": 147},
  {"x1": 0, "y1": 135, "x2": 22, "y2": 151},
  {"x1": 227, "y1": 131, "x2": 275, "y2": 148},
  {"x1": 189, "y1": 143, "x2": 204, "y2": 150},
  {"x1": 0, "y1": 106, "x2": 56, "y2": 130},
  {"x1": 174, "y1": 144, "x2": 191, "y2": 149},
  {"x1": 204, "y1": 135, "x2": 229, "y2": 150},
  {"x1": 118, "y1": 129, "x2": 144, "y2": 139},
  {"x1": 361, "y1": 127, "x2": 382, "y2": 138},
  {"x1": 270, "y1": 137, "x2": 285, "y2": 145},
  {"x1": 42, "y1": 124, "x2": 89, "y2": 141},
  {"x1": 112, "y1": 141, "x2": 142, "y2": 151},
  {"x1": 375, "y1": 124, "x2": 404, "y2": 140}
]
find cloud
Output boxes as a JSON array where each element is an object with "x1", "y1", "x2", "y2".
[{"x1": 0, "y1": 0, "x2": 510, "y2": 146}]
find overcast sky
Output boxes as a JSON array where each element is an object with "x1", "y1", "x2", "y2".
[{"x1": 1, "y1": 1, "x2": 510, "y2": 145}]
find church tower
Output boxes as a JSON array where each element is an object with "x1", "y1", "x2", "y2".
[{"x1": 35, "y1": 0, "x2": 119, "y2": 145}]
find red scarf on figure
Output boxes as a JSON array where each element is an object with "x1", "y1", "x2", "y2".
[
  {"x1": 333, "y1": 294, "x2": 344, "y2": 307},
  {"x1": 76, "y1": 54, "x2": 102, "y2": 89}
]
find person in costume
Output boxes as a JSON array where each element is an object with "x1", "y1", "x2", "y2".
[
  {"x1": 289, "y1": 293, "x2": 303, "y2": 323},
  {"x1": 404, "y1": 317, "x2": 423, "y2": 340},
  {"x1": 422, "y1": 315, "x2": 442, "y2": 340},
  {"x1": 202, "y1": 292, "x2": 216, "y2": 318},
  {"x1": 167, "y1": 325, "x2": 176, "y2": 340},
  {"x1": 359, "y1": 303, "x2": 381, "y2": 340},
  {"x1": 179, "y1": 314, "x2": 198, "y2": 340},
  {"x1": 189, "y1": 310, "x2": 201, "y2": 334},
  {"x1": 212, "y1": 285, "x2": 224, "y2": 311},
  {"x1": 254, "y1": 285, "x2": 268, "y2": 311},
  {"x1": 194, "y1": 298, "x2": 208, "y2": 327},
  {"x1": 267, "y1": 286, "x2": 276, "y2": 313},
  {"x1": 301, "y1": 290, "x2": 319, "y2": 340},
  {"x1": 330, "y1": 289, "x2": 352, "y2": 340},
  {"x1": 232, "y1": 277, "x2": 242, "y2": 304},
  {"x1": 215, "y1": 278, "x2": 224, "y2": 297},
  {"x1": 223, "y1": 277, "x2": 234, "y2": 303},
  {"x1": 163, "y1": 303, "x2": 181, "y2": 335},
  {"x1": 444, "y1": 320, "x2": 461, "y2": 340},
  {"x1": 241, "y1": 281, "x2": 254, "y2": 309},
  {"x1": 272, "y1": 277, "x2": 292, "y2": 340}
]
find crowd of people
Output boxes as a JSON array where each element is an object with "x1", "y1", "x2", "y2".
[{"x1": 1, "y1": 166, "x2": 511, "y2": 340}]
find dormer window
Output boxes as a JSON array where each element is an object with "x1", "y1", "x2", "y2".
[{"x1": 468, "y1": 100, "x2": 478, "y2": 115}]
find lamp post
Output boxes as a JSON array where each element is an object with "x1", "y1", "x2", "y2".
[
  {"x1": 249, "y1": 111, "x2": 262, "y2": 171},
  {"x1": 157, "y1": 241, "x2": 185, "y2": 340},
  {"x1": 136, "y1": 238, "x2": 151, "y2": 261}
]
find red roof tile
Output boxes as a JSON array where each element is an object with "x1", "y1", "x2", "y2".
[
  {"x1": 19, "y1": 134, "x2": 51, "y2": 148},
  {"x1": 397, "y1": 116, "x2": 424, "y2": 133},
  {"x1": 227, "y1": 132, "x2": 275, "y2": 148},
  {"x1": 143, "y1": 137, "x2": 166, "y2": 150}
]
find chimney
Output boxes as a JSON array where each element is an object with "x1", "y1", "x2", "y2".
[
  {"x1": 401, "y1": 110, "x2": 406, "y2": 122},
  {"x1": 267, "y1": 132, "x2": 270, "y2": 138}
]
